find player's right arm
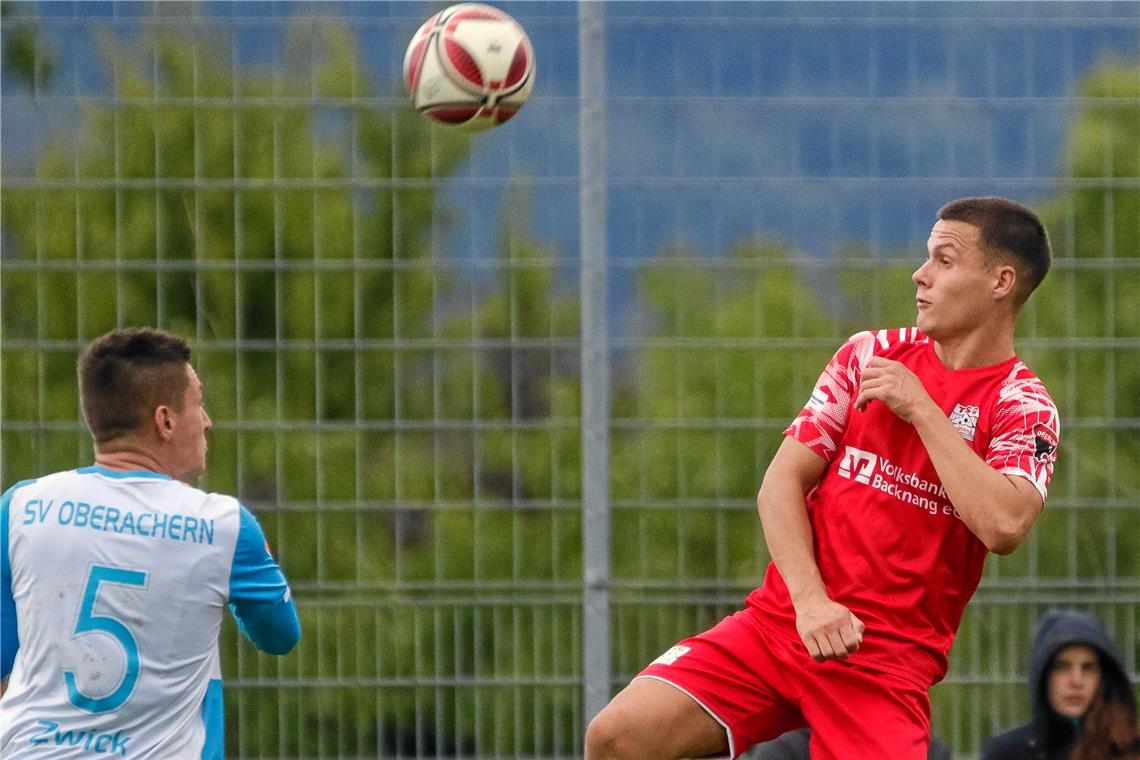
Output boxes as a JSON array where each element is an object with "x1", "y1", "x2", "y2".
[
  {"x1": 758, "y1": 332, "x2": 874, "y2": 662},
  {"x1": 757, "y1": 438, "x2": 864, "y2": 662}
]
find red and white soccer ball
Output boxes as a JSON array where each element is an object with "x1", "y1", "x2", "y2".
[{"x1": 403, "y1": 3, "x2": 535, "y2": 131}]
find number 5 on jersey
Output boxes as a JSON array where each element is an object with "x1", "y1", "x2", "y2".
[{"x1": 65, "y1": 565, "x2": 148, "y2": 713}]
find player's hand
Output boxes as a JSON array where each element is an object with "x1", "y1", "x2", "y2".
[
  {"x1": 854, "y1": 357, "x2": 932, "y2": 422},
  {"x1": 794, "y1": 595, "x2": 865, "y2": 662}
]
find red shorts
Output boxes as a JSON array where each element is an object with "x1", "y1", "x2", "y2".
[{"x1": 637, "y1": 607, "x2": 931, "y2": 760}]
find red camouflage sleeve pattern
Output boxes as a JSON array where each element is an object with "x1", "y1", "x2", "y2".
[
  {"x1": 785, "y1": 331, "x2": 878, "y2": 462},
  {"x1": 986, "y1": 362, "x2": 1060, "y2": 502}
]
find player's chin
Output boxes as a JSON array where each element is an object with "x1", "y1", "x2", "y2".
[
  {"x1": 183, "y1": 459, "x2": 207, "y2": 482},
  {"x1": 915, "y1": 313, "x2": 940, "y2": 338}
]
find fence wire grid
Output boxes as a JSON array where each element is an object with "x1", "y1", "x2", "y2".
[{"x1": 2, "y1": 2, "x2": 1138, "y2": 759}]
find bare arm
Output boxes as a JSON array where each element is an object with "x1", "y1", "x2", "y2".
[
  {"x1": 855, "y1": 357, "x2": 1044, "y2": 554},
  {"x1": 757, "y1": 437, "x2": 864, "y2": 661}
]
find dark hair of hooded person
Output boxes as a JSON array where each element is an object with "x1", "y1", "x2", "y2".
[
  {"x1": 937, "y1": 196, "x2": 1052, "y2": 307},
  {"x1": 1070, "y1": 650, "x2": 1140, "y2": 760},
  {"x1": 78, "y1": 328, "x2": 192, "y2": 445}
]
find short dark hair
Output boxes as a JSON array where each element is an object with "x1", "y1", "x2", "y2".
[
  {"x1": 78, "y1": 328, "x2": 192, "y2": 444},
  {"x1": 937, "y1": 197, "x2": 1051, "y2": 304}
]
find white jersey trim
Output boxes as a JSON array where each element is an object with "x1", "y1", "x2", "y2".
[{"x1": 999, "y1": 467, "x2": 1048, "y2": 503}]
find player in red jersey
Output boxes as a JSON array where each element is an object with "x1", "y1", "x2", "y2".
[{"x1": 585, "y1": 197, "x2": 1060, "y2": 760}]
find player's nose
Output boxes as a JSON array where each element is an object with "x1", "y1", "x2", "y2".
[{"x1": 912, "y1": 260, "x2": 930, "y2": 287}]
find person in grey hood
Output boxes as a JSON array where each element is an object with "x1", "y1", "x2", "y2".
[{"x1": 982, "y1": 610, "x2": 1139, "y2": 760}]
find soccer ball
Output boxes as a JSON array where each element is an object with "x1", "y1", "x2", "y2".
[{"x1": 403, "y1": 3, "x2": 535, "y2": 131}]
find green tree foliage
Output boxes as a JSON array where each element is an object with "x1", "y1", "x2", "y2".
[
  {"x1": 1019, "y1": 63, "x2": 1140, "y2": 583},
  {"x1": 1, "y1": 2, "x2": 55, "y2": 91}
]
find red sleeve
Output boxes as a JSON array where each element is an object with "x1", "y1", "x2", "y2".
[
  {"x1": 985, "y1": 367, "x2": 1060, "y2": 502},
  {"x1": 784, "y1": 331, "x2": 877, "y2": 462}
]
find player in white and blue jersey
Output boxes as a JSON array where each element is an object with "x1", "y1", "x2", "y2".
[{"x1": 1, "y1": 328, "x2": 301, "y2": 759}]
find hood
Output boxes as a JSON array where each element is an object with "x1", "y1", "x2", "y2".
[{"x1": 1028, "y1": 610, "x2": 1128, "y2": 734}]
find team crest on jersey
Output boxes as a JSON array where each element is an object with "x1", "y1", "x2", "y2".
[
  {"x1": 1033, "y1": 424, "x2": 1058, "y2": 464},
  {"x1": 651, "y1": 645, "x2": 691, "y2": 666},
  {"x1": 949, "y1": 403, "x2": 980, "y2": 442}
]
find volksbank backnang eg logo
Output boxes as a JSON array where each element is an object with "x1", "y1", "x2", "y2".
[
  {"x1": 838, "y1": 446, "x2": 877, "y2": 484},
  {"x1": 837, "y1": 445, "x2": 953, "y2": 517}
]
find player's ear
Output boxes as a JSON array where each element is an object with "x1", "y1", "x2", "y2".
[
  {"x1": 154, "y1": 405, "x2": 175, "y2": 441},
  {"x1": 992, "y1": 264, "x2": 1017, "y2": 301}
]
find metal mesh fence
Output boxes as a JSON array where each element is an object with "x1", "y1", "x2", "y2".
[{"x1": 2, "y1": 2, "x2": 1138, "y2": 758}]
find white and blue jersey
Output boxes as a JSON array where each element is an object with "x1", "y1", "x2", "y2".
[{"x1": 1, "y1": 466, "x2": 300, "y2": 759}]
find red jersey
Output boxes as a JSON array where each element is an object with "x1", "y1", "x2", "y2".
[{"x1": 747, "y1": 328, "x2": 1060, "y2": 687}]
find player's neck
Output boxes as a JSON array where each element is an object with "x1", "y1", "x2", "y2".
[
  {"x1": 932, "y1": 328, "x2": 1015, "y2": 370},
  {"x1": 94, "y1": 447, "x2": 168, "y2": 477}
]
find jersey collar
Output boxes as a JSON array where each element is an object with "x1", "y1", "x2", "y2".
[{"x1": 77, "y1": 465, "x2": 173, "y2": 481}]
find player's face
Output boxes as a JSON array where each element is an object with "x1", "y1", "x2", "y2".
[
  {"x1": 1046, "y1": 644, "x2": 1102, "y2": 719},
  {"x1": 171, "y1": 365, "x2": 212, "y2": 482},
  {"x1": 912, "y1": 220, "x2": 997, "y2": 340}
]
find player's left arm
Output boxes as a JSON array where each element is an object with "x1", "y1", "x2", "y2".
[
  {"x1": 2, "y1": 484, "x2": 21, "y2": 686},
  {"x1": 228, "y1": 506, "x2": 301, "y2": 655},
  {"x1": 855, "y1": 357, "x2": 1047, "y2": 555}
]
